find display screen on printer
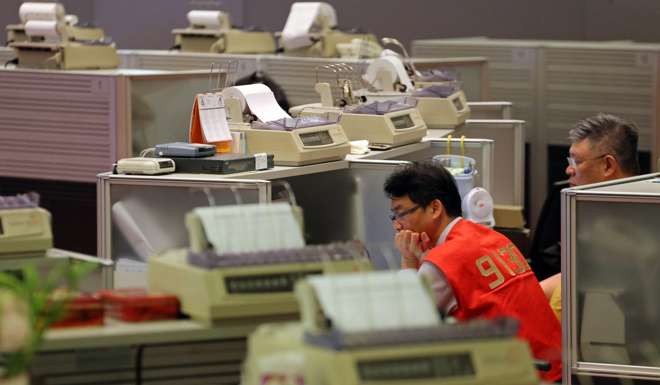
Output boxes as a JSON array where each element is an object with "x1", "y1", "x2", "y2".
[
  {"x1": 225, "y1": 270, "x2": 322, "y2": 294},
  {"x1": 358, "y1": 353, "x2": 474, "y2": 381},
  {"x1": 158, "y1": 160, "x2": 174, "y2": 169},
  {"x1": 391, "y1": 114, "x2": 414, "y2": 130},
  {"x1": 452, "y1": 97, "x2": 463, "y2": 111},
  {"x1": 299, "y1": 131, "x2": 333, "y2": 146}
]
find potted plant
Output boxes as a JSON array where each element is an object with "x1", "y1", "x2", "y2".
[{"x1": 0, "y1": 262, "x2": 96, "y2": 384}]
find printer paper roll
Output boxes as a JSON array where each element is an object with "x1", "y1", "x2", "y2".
[
  {"x1": 19, "y1": 2, "x2": 65, "y2": 23},
  {"x1": 25, "y1": 20, "x2": 64, "y2": 39},
  {"x1": 187, "y1": 10, "x2": 227, "y2": 29},
  {"x1": 222, "y1": 84, "x2": 291, "y2": 123},
  {"x1": 281, "y1": 2, "x2": 337, "y2": 50},
  {"x1": 363, "y1": 55, "x2": 414, "y2": 92},
  {"x1": 64, "y1": 14, "x2": 78, "y2": 26}
]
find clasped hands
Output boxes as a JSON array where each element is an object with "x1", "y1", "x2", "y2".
[{"x1": 394, "y1": 230, "x2": 432, "y2": 269}]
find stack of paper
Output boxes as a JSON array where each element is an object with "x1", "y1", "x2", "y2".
[
  {"x1": 307, "y1": 270, "x2": 440, "y2": 333},
  {"x1": 194, "y1": 203, "x2": 304, "y2": 254}
]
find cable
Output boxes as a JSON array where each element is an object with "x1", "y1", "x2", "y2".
[
  {"x1": 139, "y1": 147, "x2": 155, "y2": 158},
  {"x1": 135, "y1": 344, "x2": 145, "y2": 385}
]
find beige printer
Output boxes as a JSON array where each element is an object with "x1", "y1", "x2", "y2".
[
  {"x1": 8, "y1": 2, "x2": 118, "y2": 69},
  {"x1": 148, "y1": 203, "x2": 373, "y2": 325},
  {"x1": 7, "y1": 3, "x2": 105, "y2": 44},
  {"x1": 279, "y1": 2, "x2": 381, "y2": 58},
  {"x1": 221, "y1": 83, "x2": 350, "y2": 166},
  {"x1": 172, "y1": 10, "x2": 276, "y2": 54},
  {"x1": 0, "y1": 193, "x2": 52, "y2": 260},
  {"x1": 360, "y1": 47, "x2": 471, "y2": 129},
  {"x1": 242, "y1": 271, "x2": 539, "y2": 385},
  {"x1": 290, "y1": 65, "x2": 427, "y2": 149}
]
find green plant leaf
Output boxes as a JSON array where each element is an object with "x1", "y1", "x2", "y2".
[
  {"x1": 0, "y1": 272, "x2": 25, "y2": 295},
  {"x1": 0, "y1": 260, "x2": 98, "y2": 378}
]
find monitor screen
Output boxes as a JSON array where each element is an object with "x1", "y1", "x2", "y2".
[
  {"x1": 299, "y1": 131, "x2": 333, "y2": 146},
  {"x1": 391, "y1": 114, "x2": 414, "y2": 130},
  {"x1": 452, "y1": 97, "x2": 464, "y2": 112},
  {"x1": 358, "y1": 353, "x2": 474, "y2": 381}
]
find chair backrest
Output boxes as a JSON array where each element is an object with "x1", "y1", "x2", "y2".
[{"x1": 527, "y1": 180, "x2": 569, "y2": 280}]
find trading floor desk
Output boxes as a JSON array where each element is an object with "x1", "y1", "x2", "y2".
[
  {"x1": 33, "y1": 138, "x2": 497, "y2": 385},
  {"x1": 36, "y1": 320, "x2": 248, "y2": 385},
  {"x1": 98, "y1": 135, "x2": 502, "y2": 286}
]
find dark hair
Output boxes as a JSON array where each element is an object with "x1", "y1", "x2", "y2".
[
  {"x1": 384, "y1": 162, "x2": 462, "y2": 217},
  {"x1": 569, "y1": 113, "x2": 640, "y2": 175}
]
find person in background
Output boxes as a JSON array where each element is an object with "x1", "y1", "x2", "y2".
[
  {"x1": 384, "y1": 163, "x2": 562, "y2": 382},
  {"x1": 539, "y1": 113, "x2": 640, "y2": 319}
]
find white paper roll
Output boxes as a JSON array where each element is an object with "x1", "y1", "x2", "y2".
[
  {"x1": 221, "y1": 83, "x2": 291, "y2": 123},
  {"x1": 64, "y1": 14, "x2": 78, "y2": 26},
  {"x1": 363, "y1": 55, "x2": 414, "y2": 92},
  {"x1": 24, "y1": 20, "x2": 64, "y2": 39},
  {"x1": 187, "y1": 10, "x2": 227, "y2": 29},
  {"x1": 19, "y1": 2, "x2": 65, "y2": 23},
  {"x1": 281, "y1": 2, "x2": 337, "y2": 50}
]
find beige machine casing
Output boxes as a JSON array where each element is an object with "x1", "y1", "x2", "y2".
[
  {"x1": 363, "y1": 60, "x2": 471, "y2": 128},
  {"x1": 6, "y1": 24, "x2": 105, "y2": 44},
  {"x1": 9, "y1": 41, "x2": 119, "y2": 70},
  {"x1": 362, "y1": 89, "x2": 471, "y2": 129},
  {"x1": 173, "y1": 28, "x2": 276, "y2": 54},
  {"x1": 242, "y1": 278, "x2": 539, "y2": 385},
  {"x1": 230, "y1": 122, "x2": 350, "y2": 166},
  {"x1": 66, "y1": 25, "x2": 105, "y2": 41},
  {"x1": 302, "y1": 337, "x2": 538, "y2": 385},
  {"x1": 149, "y1": 210, "x2": 371, "y2": 322},
  {"x1": 149, "y1": 249, "x2": 371, "y2": 323},
  {"x1": 416, "y1": 90, "x2": 471, "y2": 128},
  {"x1": 223, "y1": 93, "x2": 350, "y2": 166},
  {"x1": 6, "y1": 24, "x2": 27, "y2": 44},
  {"x1": 242, "y1": 322, "x2": 305, "y2": 385},
  {"x1": 298, "y1": 104, "x2": 427, "y2": 149},
  {"x1": 0, "y1": 207, "x2": 52, "y2": 259},
  {"x1": 284, "y1": 31, "x2": 379, "y2": 58}
]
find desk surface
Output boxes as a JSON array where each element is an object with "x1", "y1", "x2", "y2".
[
  {"x1": 42, "y1": 319, "x2": 250, "y2": 351},
  {"x1": 99, "y1": 135, "x2": 454, "y2": 183}
]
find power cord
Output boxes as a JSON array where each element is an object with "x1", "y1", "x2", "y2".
[
  {"x1": 139, "y1": 147, "x2": 155, "y2": 157},
  {"x1": 135, "y1": 344, "x2": 145, "y2": 385}
]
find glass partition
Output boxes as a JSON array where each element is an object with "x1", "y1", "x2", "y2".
[
  {"x1": 98, "y1": 174, "x2": 270, "y2": 288},
  {"x1": 564, "y1": 175, "x2": 660, "y2": 382},
  {"x1": 388, "y1": 138, "x2": 494, "y2": 194},
  {"x1": 454, "y1": 120, "x2": 524, "y2": 206}
]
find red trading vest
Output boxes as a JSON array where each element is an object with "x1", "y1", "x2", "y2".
[{"x1": 425, "y1": 219, "x2": 562, "y2": 382}]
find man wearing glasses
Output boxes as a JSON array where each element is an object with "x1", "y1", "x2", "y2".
[
  {"x1": 384, "y1": 163, "x2": 562, "y2": 382},
  {"x1": 540, "y1": 114, "x2": 640, "y2": 318},
  {"x1": 565, "y1": 113, "x2": 639, "y2": 188}
]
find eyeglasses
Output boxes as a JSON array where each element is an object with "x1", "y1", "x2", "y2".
[
  {"x1": 389, "y1": 205, "x2": 421, "y2": 221},
  {"x1": 566, "y1": 154, "x2": 608, "y2": 169}
]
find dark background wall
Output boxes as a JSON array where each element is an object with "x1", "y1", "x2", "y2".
[{"x1": 3, "y1": 0, "x2": 660, "y2": 49}]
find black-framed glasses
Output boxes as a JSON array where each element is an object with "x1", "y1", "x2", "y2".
[
  {"x1": 566, "y1": 154, "x2": 608, "y2": 168},
  {"x1": 389, "y1": 205, "x2": 422, "y2": 221}
]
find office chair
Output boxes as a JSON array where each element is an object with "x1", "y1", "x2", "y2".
[{"x1": 527, "y1": 180, "x2": 569, "y2": 281}]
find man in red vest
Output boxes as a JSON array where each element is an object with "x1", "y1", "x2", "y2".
[{"x1": 384, "y1": 163, "x2": 562, "y2": 382}]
